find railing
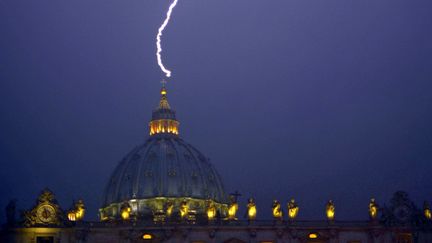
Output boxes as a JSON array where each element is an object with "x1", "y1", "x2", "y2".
[{"x1": 72, "y1": 219, "x2": 374, "y2": 229}]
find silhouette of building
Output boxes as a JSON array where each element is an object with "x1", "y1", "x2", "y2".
[{"x1": 1, "y1": 87, "x2": 432, "y2": 243}]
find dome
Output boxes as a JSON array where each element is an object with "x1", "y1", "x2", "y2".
[
  {"x1": 99, "y1": 86, "x2": 228, "y2": 221},
  {"x1": 102, "y1": 136, "x2": 227, "y2": 206}
]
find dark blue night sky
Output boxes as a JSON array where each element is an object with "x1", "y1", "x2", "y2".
[{"x1": 1, "y1": 0, "x2": 432, "y2": 222}]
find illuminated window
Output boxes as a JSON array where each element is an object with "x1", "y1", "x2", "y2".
[{"x1": 142, "y1": 233, "x2": 153, "y2": 240}]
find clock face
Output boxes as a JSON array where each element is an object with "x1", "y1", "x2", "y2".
[{"x1": 36, "y1": 205, "x2": 56, "y2": 223}]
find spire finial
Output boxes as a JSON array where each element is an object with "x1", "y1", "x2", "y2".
[{"x1": 160, "y1": 80, "x2": 168, "y2": 97}]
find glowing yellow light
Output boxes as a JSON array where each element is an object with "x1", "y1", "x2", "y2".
[
  {"x1": 326, "y1": 200, "x2": 335, "y2": 220},
  {"x1": 166, "y1": 203, "x2": 173, "y2": 217},
  {"x1": 143, "y1": 234, "x2": 153, "y2": 240},
  {"x1": 180, "y1": 201, "x2": 189, "y2": 219},
  {"x1": 425, "y1": 208, "x2": 432, "y2": 220},
  {"x1": 68, "y1": 211, "x2": 76, "y2": 221},
  {"x1": 75, "y1": 209, "x2": 84, "y2": 220},
  {"x1": 120, "y1": 204, "x2": 131, "y2": 221},
  {"x1": 272, "y1": 200, "x2": 283, "y2": 219},
  {"x1": 369, "y1": 198, "x2": 378, "y2": 219},
  {"x1": 247, "y1": 198, "x2": 257, "y2": 220},
  {"x1": 228, "y1": 203, "x2": 238, "y2": 220},
  {"x1": 288, "y1": 199, "x2": 299, "y2": 220},
  {"x1": 207, "y1": 203, "x2": 216, "y2": 221},
  {"x1": 248, "y1": 207, "x2": 256, "y2": 219},
  {"x1": 73, "y1": 200, "x2": 85, "y2": 221},
  {"x1": 424, "y1": 201, "x2": 432, "y2": 220},
  {"x1": 149, "y1": 119, "x2": 179, "y2": 135},
  {"x1": 121, "y1": 210, "x2": 130, "y2": 220},
  {"x1": 326, "y1": 210, "x2": 335, "y2": 220},
  {"x1": 309, "y1": 233, "x2": 318, "y2": 239}
]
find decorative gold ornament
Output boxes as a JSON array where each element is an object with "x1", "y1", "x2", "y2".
[
  {"x1": 287, "y1": 199, "x2": 299, "y2": 220},
  {"x1": 23, "y1": 189, "x2": 64, "y2": 227},
  {"x1": 326, "y1": 200, "x2": 335, "y2": 220},
  {"x1": 247, "y1": 198, "x2": 257, "y2": 221},
  {"x1": 369, "y1": 198, "x2": 379, "y2": 220},
  {"x1": 272, "y1": 200, "x2": 283, "y2": 220}
]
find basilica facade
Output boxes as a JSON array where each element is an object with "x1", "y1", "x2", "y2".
[{"x1": 1, "y1": 87, "x2": 432, "y2": 243}]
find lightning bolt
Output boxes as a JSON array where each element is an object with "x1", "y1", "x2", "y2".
[{"x1": 156, "y1": 0, "x2": 179, "y2": 78}]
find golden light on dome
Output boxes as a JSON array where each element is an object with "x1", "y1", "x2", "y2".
[
  {"x1": 207, "y1": 201, "x2": 216, "y2": 221},
  {"x1": 207, "y1": 207, "x2": 216, "y2": 220},
  {"x1": 149, "y1": 119, "x2": 179, "y2": 135},
  {"x1": 309, "y1": 233, "x2": 318, "y2": 239},
  {"x1": 142, "y1": 234, "x2": 153, "y2": 240},
  {"x1": 121, "y1": 209, "x2": 130, "y2": 220},
  {"x1": 120, "y1": 203, "x2": 132, "y2": 220}
]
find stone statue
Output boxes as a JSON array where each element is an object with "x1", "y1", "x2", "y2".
[
  {"x1": 165, "y1": 200, "x2": 174, "y2": 218},
  {"x1": 227, "y1": 195, "x2": 238, "y2": 220},
  {"x1": 369, "y1": 198, "x2": 379, "y2": 220},
  {"x1": 246, "y1": 198, "x2": 257, "y2": 221},
  {"x1": 272, "y1": 200, "x2": 283, "y2": 220},
  {"x1": 6, "y1": 199, "x2": 17, "y2": 225},
  {"x1": 326, "y1": 200, "x2": 335, "y2": 220},
  {"x1": 206, "y1": 200, "x2": 216, "y2": 221},
  {"x1": 180, "y1": 200, "x2": 188, "y2": 219},
  {"x1": 287, "y1": 199, "x2": 299, "y2": 220},
  {"x1": 423, "y1": 201, "x2": 431, "y2": 220},
  {"x1": 74, "y1": 200, "x2": 85, "y2": 221}
]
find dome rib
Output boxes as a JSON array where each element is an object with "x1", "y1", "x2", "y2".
[
  {"x1": 133, "y1": 141, "x2": 154, "y2": 198},
  {"x1": 183, "y1": 142, "x2": 208, "y2": 199}
]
